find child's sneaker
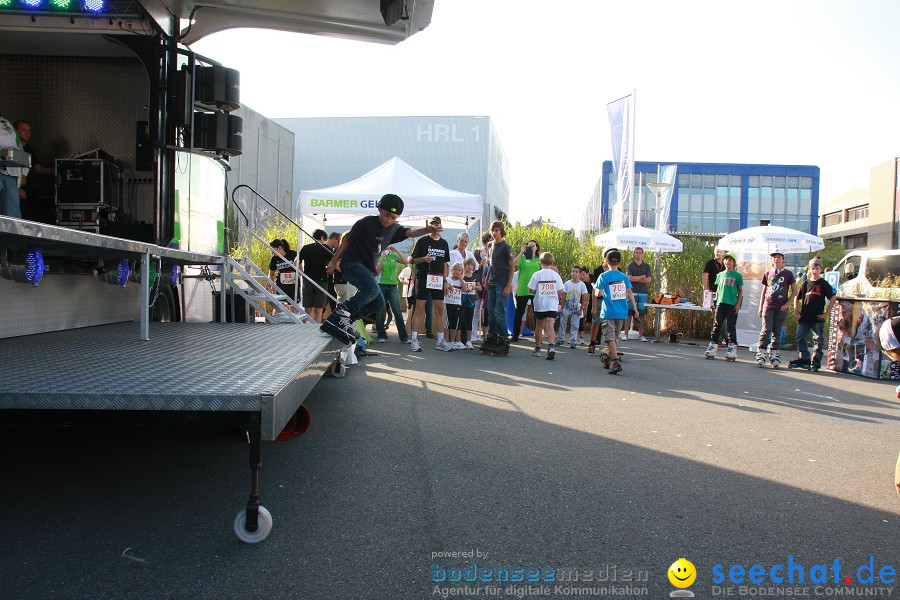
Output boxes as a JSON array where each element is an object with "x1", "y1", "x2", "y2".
[
  {"x1": 546, "y1": 347, "x2": 555, "y2": 360},
  {"x1": 436, "y1": 340, "x2": 453, "y2": 352},
  {"x1": 532, "y1": 347, "x2": 541, "y2": 357},
  {"x1": 704, "y1": 341, "x2": 717, "y2": 359},
  {"x1": 608, "y1": 360, "x2": 622, "y2": 375},
  {"x1": 569, "y1": 340, "x2": 577, "y2": 349},
  {"x1": 465, "y1": 341, "x2": 475, "y2": 350},
  {"x1": 587, "y1": 342, "x2": 595, "y2": 355},
  {"x1": 410, "y1": 338, "x2": 422, "y2": 352}
]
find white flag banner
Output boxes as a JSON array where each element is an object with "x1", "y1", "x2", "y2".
[
  {"x1": 657, "y1": 164, "x2": 677, "y2": 232},
  {"x1": 607, "y1": 94, "x2": 634, "y2": 230}
]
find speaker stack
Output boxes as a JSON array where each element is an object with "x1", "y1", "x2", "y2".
[{"x1": 192, "y1": 64, "x2": 243, "y2": 157}]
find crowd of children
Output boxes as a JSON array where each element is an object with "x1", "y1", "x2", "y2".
[{"x1": 314, "y1": 195, "x2": 844, "y2": 377}]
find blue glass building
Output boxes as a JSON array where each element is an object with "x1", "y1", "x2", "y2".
[{"x1": 585, "y1": 161, "x2": 820, "y2": 236}]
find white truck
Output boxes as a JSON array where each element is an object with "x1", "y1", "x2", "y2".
[{"x1": 0, "y1": 0, "x2": 434, "y2": 543}]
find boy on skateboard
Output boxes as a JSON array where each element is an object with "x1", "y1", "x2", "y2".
[
  {"x1": 321, "y1": 194, "x2": 435, "y2": 345},
  {"x1": 705, "y1": 252, "x2": 743, "y2": 361}
]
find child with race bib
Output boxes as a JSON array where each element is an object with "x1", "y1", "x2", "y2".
[
  {"x1": 461, "y1": 258, "x2": 482, "y2": 349},
  {"x1": 527, "y1": 252, "x2": 566, "y2": 360},
  {"x1": 445, "y1": 262, "x2": 465, "y2": 350}
]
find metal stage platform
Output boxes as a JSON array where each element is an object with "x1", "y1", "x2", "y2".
[{"x1": 0, "y1": 321, "x2": 339, "y2": 441}]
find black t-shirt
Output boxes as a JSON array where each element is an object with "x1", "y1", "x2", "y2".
[
  {"x1": 268, "y1": 249, "x2": 298, "y2": 288},
  {"x1": 412, "y1": 235, "x2": 450, "y2": 276},
  {"x1": 489, "y1": 240, "x2": 513, "y2": 286},
  {"x1": 297, "y1": 241, "x2": 333, "y2": 282},
  {"x1": 797, "y1": 278, "x2": 835, "y2": 324},
  {"x1": 340, "y1": 216, "x2": 409, "y2": 274},
  {"x1": 703, "y1": 258, "x2": 726, "y2": 292}
]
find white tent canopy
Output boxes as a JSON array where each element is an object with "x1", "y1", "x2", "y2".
[{"x1": 297, "y1": 157, "x2": 483, "y2": 217}]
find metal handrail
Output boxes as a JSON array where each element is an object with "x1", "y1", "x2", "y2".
[{"x1": 229, "y1": 184, "x2": 338, "y2": 304}]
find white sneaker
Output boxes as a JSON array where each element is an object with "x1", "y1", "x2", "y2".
[
  {"x1": 436, "y1": 340, "x2": 453, "y2": 352},
  {"x1": 465, "y1": 341, "x2": 474, "y2": 350},
  {"x1": 619, "y1": 332, "x2": 627, "y2": 341},
  {"x1": 410, "y1": 339, "x2": 422, "y2": 352},
  {"x1": 640, "y1": 336, "x2": 648, "y2": 342}
]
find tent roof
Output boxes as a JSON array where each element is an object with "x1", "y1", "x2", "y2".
[{"x1": 297, "y1": 157, "x2": 483, "y2": 217}]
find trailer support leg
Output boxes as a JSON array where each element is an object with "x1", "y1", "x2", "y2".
[{"x1": 245, "y1": 413, "x2": 262, "y2": 532}]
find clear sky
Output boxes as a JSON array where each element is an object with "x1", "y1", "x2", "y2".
[{"x1": 192, "y1": 0, "x2": 900, "y2": 229}]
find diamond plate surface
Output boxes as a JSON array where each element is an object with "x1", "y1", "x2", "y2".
[{"x1": 0, "y1": 322, "x2": 336, "y2": 412}]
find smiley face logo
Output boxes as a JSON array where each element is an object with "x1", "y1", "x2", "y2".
[{"x1": 668, "y1": 558, "x2": 697, "y2": 588}]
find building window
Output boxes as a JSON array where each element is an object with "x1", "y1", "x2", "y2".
[
  {"x1": 823, "y1": 211, "x2": 842, "y2": 227},
  {"x1": 846, "y1": 205, "x2": 868, "y2": 222},
  {"x1": 845, "y1": 233, "x2": 867, "y2": 249}
]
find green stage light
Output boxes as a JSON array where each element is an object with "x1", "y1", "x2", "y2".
[
  {"x1": 50, "y1": 0, "x2": 72, "y2": 8},
  {"x1": 0, "y1": 0, "x2": 14, "y2": 7}
]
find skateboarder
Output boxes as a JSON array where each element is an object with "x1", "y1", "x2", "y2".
[
  {"x1": 705, "y1": 252, "x2": 743, "y2": 361},
  {"x1": 320, "y1": 194, "x2": 435, "y2": 345}
]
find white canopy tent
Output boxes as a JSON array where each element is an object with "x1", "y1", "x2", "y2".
[{"x1": 297, "y1": 156, "x2": 483, "y2": 222}]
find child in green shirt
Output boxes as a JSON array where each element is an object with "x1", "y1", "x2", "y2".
[{"x1": 705, "y1": 253, "x2": 743, "y2": 360}]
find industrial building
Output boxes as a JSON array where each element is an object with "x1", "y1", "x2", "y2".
[{"x1": 276, "y1": 116, "x2": 510, "y2": 233}]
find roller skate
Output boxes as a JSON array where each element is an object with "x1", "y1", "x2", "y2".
[
  {"x1": 755, "y1": 351, "x2": 768, "y2": 368},
  {"x1": 724, "y1": 344, "x2": 737, "y2": 362},
  {"x1": 811, "y1": 357, "x2": 821, "y2": 372},
  {"x1": 769, "y1": 351, "x2": 781, "y2": 369},
  {"x1": 320, "y1": 304, "x2": 358, "y2": 345},
  {"x1": 788, "y1": 357, "x2": 811, "y2": 370},
  {"x1": 704, "y1": 341, "x2": 717, "y2": 359},
  {"x1": 491, "y1": 336, "x2": 511, "y2": 357},
  {"x1": 480, "y1": 334, "x2": 498, "y2": 355}
]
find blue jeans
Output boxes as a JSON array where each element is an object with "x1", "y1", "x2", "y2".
[
  {"x1": 376, "y1": 284, "x2": 408, "y2": 342},
  {"x1": 796, "y1": 321, "x2": 825, "y2": 362},
  {"x1": 0, "y1": 173, "x2": 21, "y2": 218},
  {"x1": 340, "y1": 260, "x2": 384, "y2": 322},
  {"x1": 487, "y1": 283, "x2": 509, "y2": 337}
]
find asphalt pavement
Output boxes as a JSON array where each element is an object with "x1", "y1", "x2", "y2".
[{"x1": 1, "y1": 335, "x2": 898, "y2": 599}]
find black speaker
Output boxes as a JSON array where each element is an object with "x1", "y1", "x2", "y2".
[
  {"x1": 194, "y1": 112, "x2": 227, "y2": 152},
  {"x1": 195, "y1": 65, "x2": 240, "y2": 111},
  {"x1": 169, "y1": 67, "x2": 193, "y2": 127},
  {"x1": 380, "y1": 0, "x2": 405, "y2": 25},
  {"x1": 194, "y1": 112, "x2": 243, "y2": 157},
  {"x1": 226, "y1": 114, "x2": 243, "y2": 157},
  {"x1": 135, "y1": 121, "x2": 153, "y2": 172}
]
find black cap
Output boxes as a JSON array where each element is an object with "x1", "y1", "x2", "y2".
[
  {"x1": 603, "y1": 247, "x2": 619, "y2": 258},
  {"x1": 607, "y1": 250, "x2": 622, "y2": 263},
  {"x1": 430, "y1": 216, "x2": 442, "y2": 224},
  {"x1": 377, "y1": 193, "x2": 404, "y2": 215}
]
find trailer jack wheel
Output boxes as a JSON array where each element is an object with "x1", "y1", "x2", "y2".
[
  {"x1": 233, "y1": 505, "x2": 272, "y2": 544},
  {"x1": 328, "y1": 360, "x2": 346, "y2": 378}
]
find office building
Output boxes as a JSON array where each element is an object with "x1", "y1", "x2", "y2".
[
  {"x1": 581, "y1": 161, "x2": 820, "y2": 237},
  {"x1": 818, "y1": 158, "x2": 900, "y2": 250}
]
